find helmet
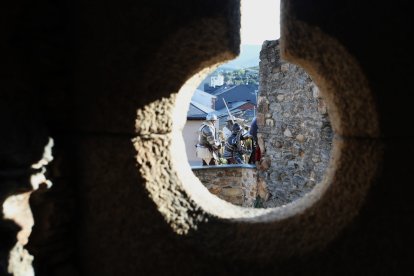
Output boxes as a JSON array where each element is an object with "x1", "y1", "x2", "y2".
[
  {"x1": 226, "y1": 115, "x2": 235, "y2": 121},
  {"x1": 206, "y1": 112, "x2": 217, "y2": 121},
  {"x1": 232, "y1": 123, "x2": 242, "y2": 133}
]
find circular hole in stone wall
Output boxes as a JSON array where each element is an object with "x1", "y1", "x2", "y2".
[
  {"x1": 180, "y1": 0, "x2": 332, "y2": 210},
  {"x1": 182, "y1": 43, "x2": 333, "y2": 210},
  {"x1": 136, "y1": 0, "x2": 379, "y2": 254}
]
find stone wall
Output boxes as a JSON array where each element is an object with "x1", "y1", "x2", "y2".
[
  {"x1": 257, "y1": 40, "x2": 333, "y2": 208},
  {"x1": 2, "y1": 1, "x2": 414, "y2": 275},
  {"x1": 192, "y1": 165, "x2": 257, "y2": 207}
]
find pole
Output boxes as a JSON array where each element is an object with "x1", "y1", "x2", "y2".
[{"x1": 223, "y1": 98, "x2": 235, "y2": 124}]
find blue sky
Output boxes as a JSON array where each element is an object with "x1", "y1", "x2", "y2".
[{"x1": 240, "y1": 0, "x2": 280, "y2": 45}]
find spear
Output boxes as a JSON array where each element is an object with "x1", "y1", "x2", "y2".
[{"x1": 222, "y1": 98, "x2": 234, "y2": 124}]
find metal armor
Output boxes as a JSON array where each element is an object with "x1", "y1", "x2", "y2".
[
  {"x1": 198, "y1": 122, "x2": 220, "y2": 149},
  {"x1": 223, "y1": 131, "x2": 243, "y2": 161}
]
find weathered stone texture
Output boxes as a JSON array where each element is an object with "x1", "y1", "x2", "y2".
[
  {"x1": 258, "y1": 40, "x2": 333, "y2": 207},
  {"x1": 1, "y1": 0, "x2": 413, "y2": 275}
]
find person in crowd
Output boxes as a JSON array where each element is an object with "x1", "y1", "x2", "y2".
[
  {"x1": 223, "y1": 123, "x2": 251, "y2": 164},
  {"x1": 222, "y1": 115, "x2": 235, "y2": 141},
  {"x1": 248, "y1": 117, "x2": 261, "y2": 164},
  {"x1": 196, "y1": 112, "x2": 221, "y2": 165}
]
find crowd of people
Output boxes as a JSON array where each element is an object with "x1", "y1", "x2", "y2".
[{"x1": 195, "y1": 112, "x2": 261, "y2": 166}]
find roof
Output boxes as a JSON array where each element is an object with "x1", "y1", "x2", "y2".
[
  {"x1": 190, "y1": 100, "x2": 215, "y2": 113},
  {"x1": 187, "y1": 100, "x2": 215, "y2": 120},
  {"x1": 191, "y1": 89, "x2": 216, "y2": 100},
  {"x1": 190, "y1": 89, "x2": 217, "y2": 110},
  {"x1": 216, "y1": 101, "x2": 249, "y2": 116},
  {"x1": 213, "y1": 84, "x2": 258, "y2": 110}
]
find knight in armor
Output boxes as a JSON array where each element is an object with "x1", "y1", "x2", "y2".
[
  {"x1": 196, "y1": 112, "x2": 221, "y2": 165},
  {"x1": 223, "y1": 123, "x2": 252, "y2": 164},
  {"x1": 222, "y1": 115, "x2": 235, "y2": 140}
]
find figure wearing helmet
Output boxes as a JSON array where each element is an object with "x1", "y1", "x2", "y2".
[
  {"x1": 196, "y1": 112, "x2": 221, "y2": 165},
  {"x1": 223, "y1": 123, "x2": 251, "y2": 164},
  {"x1": 222, "y1": 115, "x2": 235, "y2": 140}
]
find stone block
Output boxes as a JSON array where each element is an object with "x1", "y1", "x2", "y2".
[
  {"x1": 257, "y1": 179, "x2": 269, "y2": 201},
  {"x1": 281, "y1": 63, "x2": 290, "y2": 72},
  {"x1": 272, "y1": 67, "x2": 281, "y2": 73},
  {"x1": 296, "y1": 134, "x2": 305, "y2": 142},
  {"x1": 258, "y1": 157, "x2": 271, "y2": 171},
  {"x1": 221, "y1": 187, "x2": 243, "y2": 197},
  {"x1": 277, "y1": 95, "x2": 284, "y2": 102},
  {"x1": 284, "y1": 128, "x2": 293, "y2": 137},
  {"x1": 257, "y1": 114, "x2": 265, "y2": 126},
  {"x1": 266, "y1": 119, "x2": 274, "y2": 127},
  {"x1": 208, "y1": 187, "x2": 222, "y2": 195}
]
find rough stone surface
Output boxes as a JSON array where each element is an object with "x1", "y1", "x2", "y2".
[
  {"x1": 257, "y1": 40, "x2": 332, "y2": 207},
  {"x1": 0, "y1": 0, "x2": 413, "y2": 275},
  {"x1": 192, "y1": 165, "x2": 257, "y2": 207}
]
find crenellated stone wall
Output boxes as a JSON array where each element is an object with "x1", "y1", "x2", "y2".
[
  {"x1": 192, "y1": 165, "x2": 257, "y2": 207},
  {"x1": 257, "y1": 40, "x2": 333, "y2": 208}
]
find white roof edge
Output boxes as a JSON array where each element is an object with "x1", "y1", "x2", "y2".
[
  {"x1": 193, "y1": 89, "x2": 217, "y2": 99},
  {"x1": 190, "y1": 100, "x2": 215, "y2": 113}
]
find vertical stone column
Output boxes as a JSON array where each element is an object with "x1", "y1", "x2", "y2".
[{"x1": 257, "y1": 40, "x2": 332, "y2": 207}]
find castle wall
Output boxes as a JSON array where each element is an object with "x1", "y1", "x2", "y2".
[{"x1": 257, "y1": 40, "x2": 332, "y2": 207}]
